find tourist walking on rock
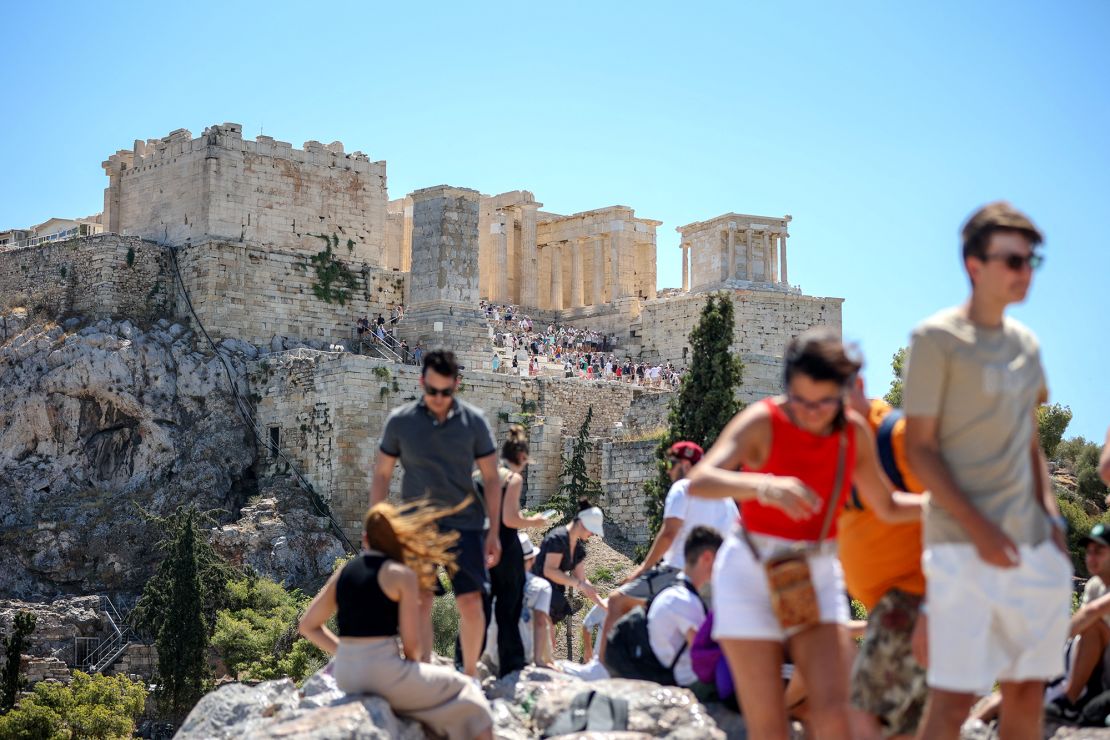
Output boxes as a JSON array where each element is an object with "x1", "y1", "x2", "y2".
[
  {"x1": 479, "y1": 425, "x2": 550, "y2": 677},
  {"x1": 370, "y1": 350, "x2": 504, "y2": 678},
  {"x1": 298, "y1": 500, "x2": 494, "y2": 740},
  {"x1": 904, "y1": 203, "x2": 1071, "y2": 740},
  {"x1": 532, "y1": 500, "x2": 607, "y2": 626},
  {"x1": 598, "y1": 441, "x2": 737, "y2": 664},
  {"x1": 840, "y1": 375, "x2": 929, "y2": 739},
  {"x1": 688, "y1": 329, "x2": 922, "y2": 740}
]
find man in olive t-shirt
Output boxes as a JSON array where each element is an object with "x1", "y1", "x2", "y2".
[{"x1": 905, "y1": 202, "x2": 1071, "y2": 740}]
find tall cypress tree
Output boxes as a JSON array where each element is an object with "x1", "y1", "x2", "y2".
[
  {"x1": 643, "y1": 293, "x2": 744, "y2": 543},
  {"x1": 131, "y1": 507, "x2": 233, "y2": 724},
  {"x1": 547, "y1": 405, "x2": 604, "y2": 522},
  {"x1": 1, "y1": 611, "x2": 36, "y2": 713}
]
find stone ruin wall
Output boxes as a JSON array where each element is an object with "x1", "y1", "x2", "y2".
[
  {"x1": 103, "y1": 124, "x2": 389, "y2": 265},
  {"x1": 563, "y1": 437, "x2": 659, "y2": 546},
  {"x1": 250, "y1": 352, "x2": 671, "y2": 542},
  {"x1": 0, "y1": 234, "x2": 170, "y2": 322},
  {"x1": 173, "y1": 241, "x2": 407, "y2": 348},
  {"x1": 638, "y1": 290, "x2": 844, "y2": 404}
]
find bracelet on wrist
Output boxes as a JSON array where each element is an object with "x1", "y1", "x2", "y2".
[
  {"x1": 755, "y1": 475, "x2": 773, "y2": 504},
  {"x1": 1051, "y1": 514, "x2": 1068, "y2": 533}
]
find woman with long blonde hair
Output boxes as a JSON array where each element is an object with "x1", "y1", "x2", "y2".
[{"x1": 299, "y1": 500, "x2": 493, "y2": 740}]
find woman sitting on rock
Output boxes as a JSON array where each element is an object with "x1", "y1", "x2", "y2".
[
  {"x1": 532, "y1": 499, "x2": 607, "y2": 626},
  {"x1": 298, "y1": 500, "x2": 494, "y2": 740}
]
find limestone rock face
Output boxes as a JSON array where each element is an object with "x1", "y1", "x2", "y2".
[
  {"x1": 0, "y1": 597, "x2": 104, "y2": 661},
  {"x1": 209, "y1": 486, "x2": 347, "y2": 589},
  {"x1": 0, "y1": 316, "x2": 343, "y2": 600}
]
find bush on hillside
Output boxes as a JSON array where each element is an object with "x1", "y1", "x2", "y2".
[{"x1": 0, "y1": 671, "x2": 146, "y2": 739}]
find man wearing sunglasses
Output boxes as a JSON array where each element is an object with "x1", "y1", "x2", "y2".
[
  {"x1": 371, "y1": 350, "x2": 504, "y2": 679},
  {"x1": 904, "y1": 202, "x2": 1071, "y2": 740},
  {"x1": 597, "y1": 440, "x2": 737, "y2": 664}
]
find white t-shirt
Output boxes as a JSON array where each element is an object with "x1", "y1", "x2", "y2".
[
  {"x1": 647, "y1": 576, "x2": 706, "y2": 686},
  {"x1": 661, "y1": 478, "x2": 739, "y2": 569},
  {"x1": 1083, "y1": 576, "x2": 1110, "y2": 627}
]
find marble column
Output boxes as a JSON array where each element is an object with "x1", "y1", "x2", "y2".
[
  {"x1": 681, "y1": 242, "x2": 690, "y2": 291},
  {"x1": 761, "y1": 231, "x2": 770, "y2": 283},
  {"x1": 550, "y1": 243, "x2": 564, "y2": 310},
  {"x1": 745, "y1": 229, "x2": 754, "y2": 280},
  {"x1": 592, "y1": 237, "x2": 604, "y2": 305},
  {"x1": 780, "y1": 234, "x2": 788, "y2": 285},
  {"x1": 520, "y1": 203, "x2": 539, "y2": 306},
  {"x1": 610, "y1": 233, "x2": 623, "y2": 299},
  {"x1": 770, "y1": 233, "x2": 779, "y2": 284},
  {"x1": 727, "y1": 225, "x2": 737, "y2": 282},
  {"x1": 570, "y1": 239, "x2": 584, "y2": 308},
  {"x1": 495, "y1": 212, "x2": 510, "y2": 302}
]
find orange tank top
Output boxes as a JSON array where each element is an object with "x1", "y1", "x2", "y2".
[{"x1": 740, "y1": 398, "x2": 857, "y2": 541}]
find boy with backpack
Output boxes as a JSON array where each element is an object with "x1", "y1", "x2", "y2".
[{"x1": 605, "y1": 525, "x2": 723, "y2": 686}]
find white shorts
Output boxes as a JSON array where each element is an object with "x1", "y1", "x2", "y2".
[
  {"x1": 924, "y1": 539, "x2": 1072, "y2": 694},
  {"x1": 711, "y1": 531, "x2": 850, "y2": 642}
]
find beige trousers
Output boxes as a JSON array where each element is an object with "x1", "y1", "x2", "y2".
[{"x1": 333, "y1": 638, "x2": 492, "y2": 740}]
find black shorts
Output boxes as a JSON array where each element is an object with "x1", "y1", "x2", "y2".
[{"x1": 432, "y1": 527, "x2": 490, "y2": 597}]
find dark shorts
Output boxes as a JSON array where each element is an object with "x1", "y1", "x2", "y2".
[
  {"x1": 850, "y1": 588, "x2": 927, "y2": 736},
  {"x1": 617, "y1": 564, "x2": 681, "y2": 601},
  {"x1": 433, "y1": 527, "x2": 490, "y2": 597}
]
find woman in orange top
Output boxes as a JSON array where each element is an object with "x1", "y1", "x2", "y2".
[{"x1": 689, "y1": 329, "x2": 922, "y2": 740}]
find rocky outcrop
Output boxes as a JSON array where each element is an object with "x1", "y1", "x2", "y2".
[
  {"x1": 176, "y1": 665, "x2": 727, "y2": 739},
  {"x1": 210, "y1": 484, "x2": 347, "y2": 590},
  {"x1": 0, "y1": 596, "x2": 104, "y2": 662},
  {"x1": 0, "y1": 315, "x2": 346, "y2": 600}
]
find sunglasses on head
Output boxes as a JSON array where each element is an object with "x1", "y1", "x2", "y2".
[
  {"x1": 983, "y1": 252, "x2": 1044, "y2": 271},
  {"x1": 424, "y1": 385, "x2": 455, "y2": 398}
]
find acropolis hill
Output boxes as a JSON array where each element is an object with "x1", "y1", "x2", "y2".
[{"x1": 0, "y1": 122, "x2": 843, "y2": 581}]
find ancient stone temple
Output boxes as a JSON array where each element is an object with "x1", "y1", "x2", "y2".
[{"x1": 677, "y1": 212, "x2": 792, "y2": 291}]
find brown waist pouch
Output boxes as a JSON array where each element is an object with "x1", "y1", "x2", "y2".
[{"x1": 763, "y1": 549, "x2": 820, "y2": 631}]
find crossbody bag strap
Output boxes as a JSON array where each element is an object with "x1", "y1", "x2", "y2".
[
  {"x1": 816, "y1": 429, "x2": 849, "y2": 543},
  {"x1": 741, "y1": 427, "x2": 848, "y2": 559}
]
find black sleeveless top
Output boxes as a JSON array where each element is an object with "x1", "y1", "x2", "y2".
[{"x1": 336, "y1": 553, "x2": 399, "y2": 638}]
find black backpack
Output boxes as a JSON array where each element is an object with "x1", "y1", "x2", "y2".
[{"x1": 603, "y1": 579, "x2": 705, "y2": 685}]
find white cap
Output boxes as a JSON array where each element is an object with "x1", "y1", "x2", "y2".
[
  {"x1": 576, "y1": 506, "x2": 605, "y2": 538},
  {"x1": 518, "y1": 532, "x2": 535, "y2": 558}
]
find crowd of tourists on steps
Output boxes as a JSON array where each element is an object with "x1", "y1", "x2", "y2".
[{"x1": 298, "y1": 202, "x2": 1110, "y2": 739}]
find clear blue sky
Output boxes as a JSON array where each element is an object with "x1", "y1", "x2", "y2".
[{"x1": 2, "y1": 1, "x2": 1107, "y2": 441}]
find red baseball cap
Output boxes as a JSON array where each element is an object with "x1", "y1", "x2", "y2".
[{"x1": 668, "y1": 441, "x2": 703, "y2": 464}]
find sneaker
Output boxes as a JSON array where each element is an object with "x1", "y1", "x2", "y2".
[{"x1": 1045, "y1": 695, "x2": 1081, "y2": 723}]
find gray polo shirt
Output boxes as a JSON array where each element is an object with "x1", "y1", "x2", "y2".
[{"x1": 379, "y1": 398, "x2": 497, "y2": 531}]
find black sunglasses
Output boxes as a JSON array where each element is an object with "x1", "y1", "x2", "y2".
[
  {"x1": 983, "y1": 252, "x2": 1044, "y2": 271},
  {"x1": 424, "y1": 385, "x2": 455, "y2": 398}
]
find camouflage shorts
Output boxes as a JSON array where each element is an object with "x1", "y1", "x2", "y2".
[{"x1": 850, "y1": 588, "x2": 927, "y2": 737}]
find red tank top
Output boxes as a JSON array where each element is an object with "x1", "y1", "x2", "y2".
[{"x1": 740, "y1": 398, "x2": 856, "y2": 541}]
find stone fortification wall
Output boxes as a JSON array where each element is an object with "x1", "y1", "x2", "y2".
[
  {"x1": 103, "y1": 124, "x2": 388, "y2": 265},
  {"x1": 0, "y1": 234, "x2": 169, "y2": 321},
  {"x1": 250, "y1": 352, "x2": 670, "y2": 541},
  {"x1": 174, "y1": 240, "x2": 406, "y2": 348},
  {"x1": 563, "y1": 437, "x2": 659, "y2": 545},
  {"x1": 639, "y1": 289, "x2": 843, "y2": 403}
]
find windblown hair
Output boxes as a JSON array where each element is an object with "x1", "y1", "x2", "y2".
[
  {"x1": 501, "y1": 424, "x2": 529, "y2": 465},
  {"x1": 362, "y1": 498, "x2": 469, "y2": 591},
  {"x1": 783, "y1": 328, "x2": 862, "y2": 389}
]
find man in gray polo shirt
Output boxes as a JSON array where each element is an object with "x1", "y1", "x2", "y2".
[{"x1": 370, "y1": 349, "x2": 503, "y2": 678}]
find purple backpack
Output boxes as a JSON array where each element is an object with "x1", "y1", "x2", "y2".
[{"x1": 690, "y1": 611, "x2": 734, "y2": 700}]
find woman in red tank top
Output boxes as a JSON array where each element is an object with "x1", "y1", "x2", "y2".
[{"x1": 689, "y1": 330, "x2": 922, "y2": 740}]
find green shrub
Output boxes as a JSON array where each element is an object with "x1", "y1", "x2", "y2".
[
  {"x1": 0, "y1": 671, "x2": 146, "y2": 739},
  {"x1": 211, "y1": 574, "x2": 326, "y2": 683}
]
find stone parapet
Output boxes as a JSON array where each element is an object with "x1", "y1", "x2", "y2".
[
  {"x1": 173, "y1": 240, "x2": 405, "y2": 348},
  {"x1": 103, "y1": 124, "x2": 388, "y2": 264},
  {"x1": 249, "y1": 351, "x2": 671, "y2": 543},
  {"x1": 0, "y1": 234, "x2": 170, "y2": 321}
]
